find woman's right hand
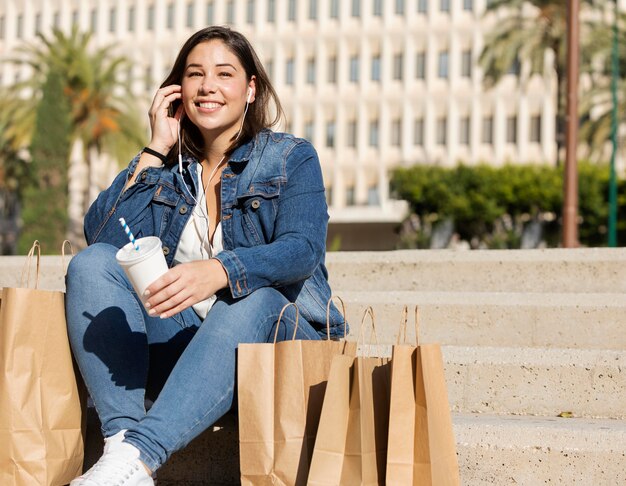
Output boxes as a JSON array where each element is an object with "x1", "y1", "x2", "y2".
[{"x1": 147, "y1": 85, "x2": 183, "y2": 155}]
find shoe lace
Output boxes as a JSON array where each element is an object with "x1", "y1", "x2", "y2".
[{"x1": 79, "y1": 452, "x2": 143, "y2": 486}]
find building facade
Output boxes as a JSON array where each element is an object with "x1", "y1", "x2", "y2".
[{"x1": 0, "y1": 0, "x2": 559, "y2": 224}]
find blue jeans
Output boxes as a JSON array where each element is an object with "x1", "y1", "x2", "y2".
[{"x1": 65, "y1": 243, "x2": 321, "y2": 471}]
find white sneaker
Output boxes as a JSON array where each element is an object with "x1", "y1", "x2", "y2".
[{"x1": 70, "y1": 431, "x2": 154, "y2": 486}]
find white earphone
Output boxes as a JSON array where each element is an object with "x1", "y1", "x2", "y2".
[{"x1": 246, "y1": 87, "x2": 253, "y2": 104}]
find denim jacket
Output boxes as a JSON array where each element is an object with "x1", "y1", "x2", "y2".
[{"x1": 83, "y1": 129, "x2": 346, "y2": 338}]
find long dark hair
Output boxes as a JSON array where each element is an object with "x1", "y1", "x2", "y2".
[{"x1": 160, "y1": 26, "x2": 284, "y2": 162}]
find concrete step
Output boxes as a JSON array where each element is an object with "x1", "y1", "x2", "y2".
[
  {"x1": 326, "y1": 248, "x2": 626, "y2": 293},
  {"x1": 111, "y1": 413, "x2": 625, "y2": 485},
  {"x1": 455, "y1": 413, "x2": 626, "y2": 485},
  {"x1": 338, "y1": 290, "x2": 626, "y2": 349},
  {"x1": 441, "y1": 346, "x2": 626, "y2": 419}
]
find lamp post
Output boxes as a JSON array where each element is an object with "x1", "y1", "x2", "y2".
[
  {"x1": 608, "y1": 0, "x2": 619, "y2": 247},
  {"x1": 563, "y1": 0, "x2": 580, "y2": 248}
]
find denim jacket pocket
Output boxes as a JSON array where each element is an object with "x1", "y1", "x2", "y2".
[
  {"x1": 236, "y1": 183, "x2": 280, "y2": 245},
  {"x1": 150, "y1": 183, "x2": 182, "y2": 238}
]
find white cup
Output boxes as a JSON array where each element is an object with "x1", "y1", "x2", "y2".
[{"x1": 115, "y1": 236, "x2": 169, "y2": 308}]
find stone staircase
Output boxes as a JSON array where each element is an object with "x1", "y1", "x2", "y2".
[{"x1": 1, "y1": 248, "x2": 625, "y2": 484}]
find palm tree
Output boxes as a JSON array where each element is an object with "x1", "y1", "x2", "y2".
[
  {"x1": 478, "y1": 0, "x2": 597, "y2": 166},
  {"x1": 2, "y1": 26, "x2": 145, "y2": 246},
  {"x1": 579, "y1": 11, "x2": 626, "y2": 160}
]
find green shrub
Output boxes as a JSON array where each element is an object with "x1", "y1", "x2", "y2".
[{"x1": 391, "y1": 162, "x2": 625, "y2": 248}]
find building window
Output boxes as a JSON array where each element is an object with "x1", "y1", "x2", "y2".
[
  {"x1": 328, "y1": 56, "x2": 337, "y2": 83},
  {"x1": 460, "y1": 117, "x2": 470, "y2": 145},
  {"x1": 306, "y1": 58, "x2": 316, "y2": 84},
  {"x1": 371, "y1": 55, "x2": 381, "y2": 82},
  {"x1": 166, "y1": 3, "x2": 174, "y2": 29},
  {"x1": 330, "y1": 0, "x2": 339, "y2": 18},
  {"x1": 326, "y1": 121, "x2": 336, "y2": 148},
  {"x1": 267, "y1": 0, "x2": 275, "y2": 22},
  {"x1": 391, "y1": 119, "x2": 402, "y2": 147},
  {"x1": 414, "y1": 119, "x2": 424, "y2": 146},
  {"x1": 186, "y1": 3, "x2": 194, "y2": 27},
  {"x1": 109, "y1": 7, "x2": 117, "y2": 32},
  {"x1": 128, "y1": 6, "x2": 135, "y2": 31},
  {"x1": 463, "y1": 0, "x2": 473, "y2": 11},
  {"x1": 440, "y1": 0, "x2": 450, "y2": 12},
  {"x1": 72, "y1": 10, "x2": 79, "y2": 27},
  {"x1": 393, "y1": 53, "x2": 403, "y2": 81},
  {"x1": 395, "y1": 0, "x2": 405, "y2": 15},
  {"x1": 309, "y1": 0, "x2": 317, "y2": 19},
  {"x1": 288, "y1": 0, "x2": 297, "y2": 21},
  {"x1": 0, "y1": 16, "x2": 4, "y2": 39},
  {"x1": 346, "y1": 186, "x2": 356, "y2": 206},
  {"x1": 266, "y1": 59, "x2": 274, "y2": 80},
  {"x1": 54, "y1": 11, "x2": 61, "y2": 28},
  {"x1": 438, "y1": 51, "x2": 449, "y2": 79},
  {"x1": 351, "y1": 0, "x2": 361, "y2": 17},
  {"x1": 16, "y1": 14, "x2": 23, "y2": 39},
  {"x1": 436, "y1": 117, "x2": 447, "y2": 145},
  {"x1": 247, "y1": 0, "x2": 255, "y2": 24},
  {"x1": 373, "y1": 0, "x2": 383, "y2": 16},
  {"x1": 508, "y1": 57, "x2": 521, "y2": 76},
  {"x1": 506, "y1": 115, "x2": 517, "y2": 144},
  {"x1": 147, "y1": 5, "x2": 155, "y2": 30},
  {"x1": 145, "y1": 66, "x2": 152, "y2": 92},
  {"x1": 461, "y1": 49, "x2": 472, "y2": 78},
  {"x1": 347, "y1": 120, "x2": 357, "y2": 147},
  {"x1": 530, "y1": 115, "x2": 542, "y2": 143},
  {"x1": 90, "y1": 8, "x2": 98, "y2": 31},
  {"x1": 35, "y1": 14, "x2": 42, "y2": 33},
  {"x1": 207, "y1": 1, "x2": 215, "y2": 24},
  {"x1": 417, "y1": 0, "x2": 428, "y2": 14},
  {"x1": 304, "y1": 120, "x2": 314, "y2": 142},
  {"x1": 482, "y1": 116, "x2": 494, "y2": 144},
  {"x1": 349, "y1": 56, "x2": 359, "y2": 83},
  {"x1": 367, "y1": 185, "x2": 380, "y2": 206},
  {"x1": 227, "y1": 0, "x2": 235, "y2": 24},
  {"x1": 286, "y1": 58, "x2": 295, "y2": 85},
  {"x1": 416, "y1": 52, "x2": 426, "y2": 79},
  {"x1": 369, "y1": 120, "x2": 379, "y2": 147}
]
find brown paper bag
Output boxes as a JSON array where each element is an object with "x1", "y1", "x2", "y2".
[
  {"x1": 238, "y1": 298, "x2": 356, "y2": 485},
  {"x1": 0, "y1": 241, "x2": 84, "y2": 486},
  {"x1": 386, "y1": 306, "x2": 460, "y2": 485},
  {"x1": 308, "y1": 307, "x2": 392, "y2": 486}
]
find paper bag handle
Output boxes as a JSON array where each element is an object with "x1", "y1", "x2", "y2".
[
  {"x1": 397, "y1": 305, "x2": 409, "y2": 344},
  {"x1": 61, "y1": 239, "x2": 75, "y2": 272},
  {"x1": 20, "y1": 240, "x2": 41, "y2": 289},
  {"x1": 325, "y1": 295, "x2": 348, "y2": 339},
  {"x1": 273, "y1": 302, "x2": 299, "y2": 343},
  {"x1": 356, "y1": 306, "x2": 380, "y2": 356}
]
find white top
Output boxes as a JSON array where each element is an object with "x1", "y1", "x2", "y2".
[{"x1": 173, "y1": 164, "x2": 223, "y2": 319}]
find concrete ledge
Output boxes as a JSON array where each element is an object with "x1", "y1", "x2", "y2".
[
  {"x1": 456, "y1": 413, "x2": 626, "y2": 485},
  {"x1": 443, "y1": 346, "x2": 626, "y2": 418},
  {"x1": 327, "y1": 248, "x2": 626, "y2": 293},
  {"x1": 339, "y1": 290, "x2": 626, "y2": 349}
]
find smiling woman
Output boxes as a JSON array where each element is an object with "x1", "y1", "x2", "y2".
[{"x1": 63, "y1": 26, "x2": 344, "y2": 486}]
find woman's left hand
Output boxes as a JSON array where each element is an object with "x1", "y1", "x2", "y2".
[{"x1": 144, "y1": 259, "x2": 229, "y2": 318}]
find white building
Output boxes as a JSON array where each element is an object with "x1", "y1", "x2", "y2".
[{"x1": 0, "y1": 0, "x2": 559, "y2": 227}]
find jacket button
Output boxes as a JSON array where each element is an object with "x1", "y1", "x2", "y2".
[
  {"x1": 141, "y1": 172, "x2": 147, "y2": 180},
  {"x1": 251, "y1": 199, "x2": 261, "y2": 209},
  {"x1": 162, "y1": 246, "x2": 170, "y2": 256},
  {"x1": 179, "y1": 205, "x2": 188, "y2": 214}
]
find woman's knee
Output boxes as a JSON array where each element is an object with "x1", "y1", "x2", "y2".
[{"x1": 67, "y1": 243, "x2": 122, "y2": 283}]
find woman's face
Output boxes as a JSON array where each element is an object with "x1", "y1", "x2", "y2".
[{"x1": 181, "y1": 39, "x2": 255, "y2": 146}]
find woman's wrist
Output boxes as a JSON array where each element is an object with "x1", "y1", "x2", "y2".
[{"x1": 143, "y1": 146, "x2": 168, "y2": 164}]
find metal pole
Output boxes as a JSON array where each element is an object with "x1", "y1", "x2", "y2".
[
  {"x1": 563, "y1": 0, "x2": 580, "y2": 247},
  {"x1": 608, "y1": 0, "x2": 619, "y2": 247}
]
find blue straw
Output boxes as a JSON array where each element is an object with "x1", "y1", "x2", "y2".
[{"x1": 119, "y1": 217, "x2": 140, "y2": 251}]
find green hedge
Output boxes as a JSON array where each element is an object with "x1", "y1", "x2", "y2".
[{"x1": 391, "y1": 162, "x2": 626, "y2": 248}]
